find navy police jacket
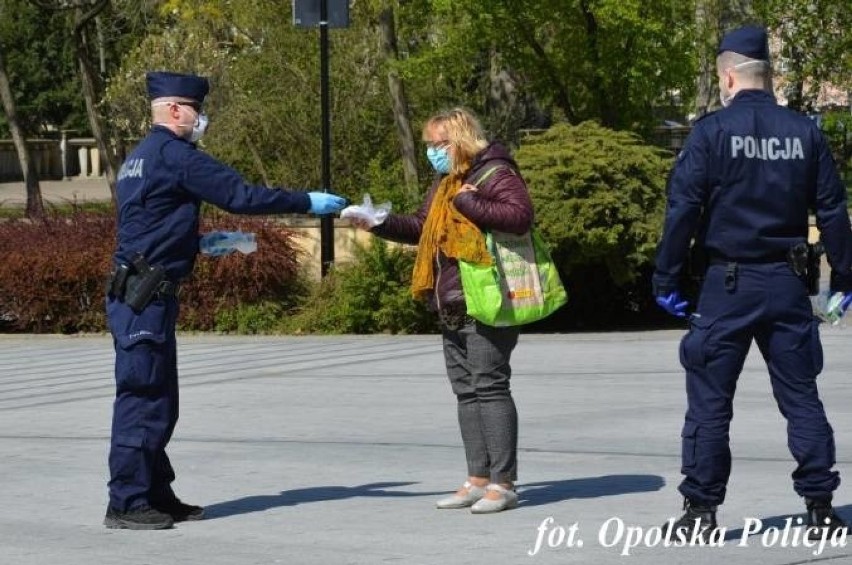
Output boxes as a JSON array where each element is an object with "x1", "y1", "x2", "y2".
[
  {"x1": 653, "y1": 89, "x2": 852, "y2": 295},
  {"x1": 112, "y1": 126, "x2": 310, "y2": 281}
]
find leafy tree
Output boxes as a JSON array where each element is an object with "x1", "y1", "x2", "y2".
[
  {"x1": 0, "y1": 0, "x2": 86, "y2": 135},
  {"x1": 755, "y1": 0, "x2": 851, "y2": 113},
  {"x1": 27, "y1": 0, "x2": 160, "y2": 201},
  {"x1": 0, "y1": 38, "x2": 43, "y2": 217},
  {"x1": 105, "y1": 0, "x2": 413, "y2": 207},
  {"x1": 693, "y1": 0, "x2": 757, "y2": 119},
  {"x1": 693, "y1": 1, "x2": 850, "y2": 117},
  {"x1": 370, "y1": 0, "x2": 419, "y2": 198},
  {"x1": 404, "y1": 0, "x2": 697, "y2": 135}
]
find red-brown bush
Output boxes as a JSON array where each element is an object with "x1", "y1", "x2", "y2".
[
  {"x1": 183, "y1": 213, "x2": 305, "y2": 330},
  {"x1": 0, "y1": 210, "x2": 304, "y2": 333},
  {"x1": 0, "y1": 211, "x2": 113, "y2": 333}
]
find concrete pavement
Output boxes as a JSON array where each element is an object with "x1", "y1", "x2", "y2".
[
  {"x1": 0, "y1": 178, "x2": 111, "y2": 206},
  {"x1": 1, "y1": 330, "x2": 852, "y2": 565}
]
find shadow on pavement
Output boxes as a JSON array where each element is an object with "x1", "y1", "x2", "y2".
[
  {"x1": 519, "y1": 474, "x2": 666, "y2": 507},
  {"x1": 724, "y1": 504, "x2": 852, "y2": 541},
  {"x1": 204, "y1": 481, "x2": 445, "y2": 519}
]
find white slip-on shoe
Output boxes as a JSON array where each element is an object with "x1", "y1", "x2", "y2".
[
  {"x1": 435, "y1": 481, "x2": 487, "y2": 509},
  {"x1": 470, "y1": 484, "x2": 519, "y2": 514}
]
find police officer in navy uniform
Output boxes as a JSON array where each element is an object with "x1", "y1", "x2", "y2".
[
  {"x1": 104, "y1": 71, "x2": 346, "y2": 530},
  {"x1": 653, "y1": 26, "x2": 852, "y2": 541}
]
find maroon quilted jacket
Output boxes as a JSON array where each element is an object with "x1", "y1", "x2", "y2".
[{"x1": 372, "y1": 141, "x2": 534, "y2": 314}]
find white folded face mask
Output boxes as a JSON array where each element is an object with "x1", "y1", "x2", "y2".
[{"x1": 339, "y1": 194, "x2": 392, "y2": 227}]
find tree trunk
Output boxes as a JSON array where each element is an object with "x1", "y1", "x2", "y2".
[
  {"x1": 779, "y1": 18, "x2": 806, "y2": 112},
  {"x1": 579, "y1": 0, "x2": 615, "y2": 128},
  {"x1": 783, "y1": 45, "x2": 806, "y2": 112},
  {"x1": 0, "y1": 41, "x2": 44, "y2": 218},
  {"x1": 515, "y1": 15, "x2": 576, "y2": 124},
  {"x1": 378, "y1": 5, "x2": 419, "y2": 200},
  {"x1": 73, "y1": 1, "x2": 118, "y2": 204},
  {"x1": 694, "y1": 0, "x2": 755, "y2": 120},
  {"x1": 693, "y1": 0, "x2": 717, "y2": 119},
  {"x1": 487, "y1": 47, "x2": 518, "y2": 142},
  {"x1": 719, "y1": 0, "x2": 754, "y2": 32}
]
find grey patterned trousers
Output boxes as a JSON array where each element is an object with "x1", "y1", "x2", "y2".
[{"x1": 442, "y1": 319, "x2": 520, "y2": 484}]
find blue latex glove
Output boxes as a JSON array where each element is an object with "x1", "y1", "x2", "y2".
[
  {"x1": 655, "y1": 291, "x2": 689, "y2": 318},
  {"x1": 308, "y1": 192, "x2": 347, "y2": 215},
  {"x1": 841, "y1": 292, "x2": 852, "y2": 314}
]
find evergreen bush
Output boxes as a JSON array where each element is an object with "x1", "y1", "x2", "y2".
[
  {"x1": 514, "y1": 121, "x2": 674, "y2": 329},
  {"x1": 283, "y1": 239, "x2": 436, "y2": 334}
]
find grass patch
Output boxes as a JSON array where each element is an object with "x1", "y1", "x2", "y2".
[{"x1": 0, "y1": 200, "x2": 114, "y2": 219}]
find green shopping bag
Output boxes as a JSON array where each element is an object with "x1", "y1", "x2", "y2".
[{"x1": 460, "y1": 228, "x2": 567, "y2": 327}]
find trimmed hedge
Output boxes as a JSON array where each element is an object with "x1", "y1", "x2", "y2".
[
  {"x1": 181, "y1": 212, "x2": 305, "y2": 331},
  {"x1": 0, "y1": 211, "x2": 113, "y2": 333},
  {"x1": 0, "y1": 210, "x2": 304, "y2": 333}
]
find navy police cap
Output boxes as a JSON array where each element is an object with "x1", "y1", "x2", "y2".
[
  {"x1": 717, "y1": 25, "x2": 769, "y2": 61},
  {"x1": 146, "y1": 71, "x2": 209, "y2": 102}
]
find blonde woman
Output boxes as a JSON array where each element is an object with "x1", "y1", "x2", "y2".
[{"x1": 351, "y1": 108, "x2": 533, "y2": 513}]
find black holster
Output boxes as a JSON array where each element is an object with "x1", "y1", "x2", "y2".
[
  {"x1": 806, "y1": 242, "x2": 824, "y2": 295},
  {"x1": 107, "y1": 253, "x2": 166, "y2": 312},
  {"x1": 107, "y1": 263, "x2": 130, "y2": 298},
  {"x1": 787, "y1": 242, "x2": 823, "y2": 296}
]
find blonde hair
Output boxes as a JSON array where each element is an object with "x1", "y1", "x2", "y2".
[{"x1": 422, "y1": 107, "x2": 489, "y2": 176}]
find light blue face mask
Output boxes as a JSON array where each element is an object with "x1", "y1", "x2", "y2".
[{"x1": 426, "y1": 146, "x2": 451, "y2": 174}]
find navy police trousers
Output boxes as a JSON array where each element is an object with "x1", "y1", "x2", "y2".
[
  {"x1": 678, "y1": 262, "x2": 838, "y2": 506},
  {"x1": 106, "y1": 296, "x2": 180, "y2": 512}
]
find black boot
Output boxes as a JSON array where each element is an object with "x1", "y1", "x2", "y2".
[
  {"x1": 666, "y1": 498, "x2": 718, "y2": 543},
  {"x1": 805, "y1": 498, "x2": 848, "y2": 541},
  {"x1": 152, "y1": 497, "x2": 205, "y2": 522},
  {"x1": 104, "y1": 505, "x2": 174, "y2": 530}
]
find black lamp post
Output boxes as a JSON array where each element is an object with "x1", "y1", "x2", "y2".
[{"x1": 293, "y1": 0, "x2": 349, "y2": 276}]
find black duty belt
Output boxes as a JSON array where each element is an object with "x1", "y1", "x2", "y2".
[
  {"x1": 708, "y1": 244, "x2": 821, "y2": 296},
  {"x1": 708, "y1": 255, "x2": 787, "y2": 265},
  {"x1": 107, "y1": 253, "x2": 179, "y2": 311}
]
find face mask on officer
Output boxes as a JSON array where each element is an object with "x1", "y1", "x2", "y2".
[
  {"x1": 152, "y1": 100, "x2": 208, "y2": 142},
  {"x1": 719, "y1": 59, "x2": 767, "y2": 108},
  {"x1": 189, "y1": 113, "x2": 209, "y2": 142}
]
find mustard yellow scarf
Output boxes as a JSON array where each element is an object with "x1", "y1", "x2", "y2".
[{"x1": 411, "y1": 174, "x2": 492, "y2": 300}]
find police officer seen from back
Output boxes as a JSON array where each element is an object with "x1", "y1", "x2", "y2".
[
  {"x1": 653, "y1": 26, "x2": 852, "y2": 542},
  {"x1": 104, "y1": 71, "x2": 346, "y2": 530}
]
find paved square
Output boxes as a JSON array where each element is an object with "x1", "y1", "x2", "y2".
[{"x1": 1, "y1": 330, "x2": 851, "y2": 565}]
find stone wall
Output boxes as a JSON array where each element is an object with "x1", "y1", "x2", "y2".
[
  {"x1": 278, "y1": 217, "x2": 410, "y2": 280},
  {"x1": 0, "y1": 136, "x2": 116, "y2": 182}
]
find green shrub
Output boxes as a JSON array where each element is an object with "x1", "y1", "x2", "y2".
[
  {"x1": 283, "y1": 239, "x2": 437, "y2": 334},
  {"x1": 514, "y1": 121, "x2": 673, "y2": 329},
  {"x1": 516, "y1": 121, "x2": 671, "y2": 283},
  {"x1": 213, "y1": 301, "x2": 289, "y2": 334}
]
